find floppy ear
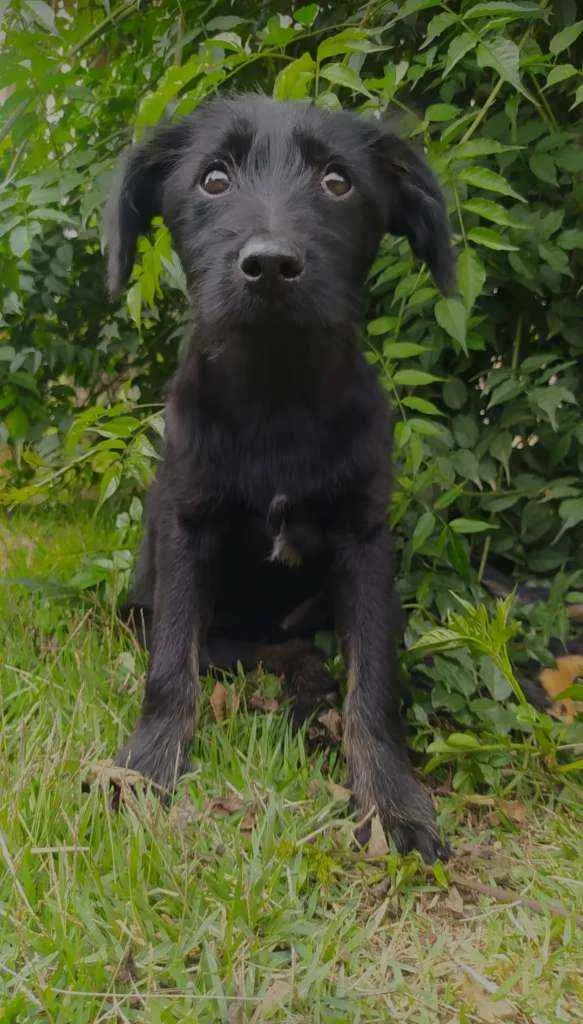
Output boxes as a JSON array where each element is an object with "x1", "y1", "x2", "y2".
[
  {"x1": 375, "y1": 133, "x2": 456, "y2": 294},
  {"x1": 106, "y1": 121, "x2": 192, "y2": 297}
]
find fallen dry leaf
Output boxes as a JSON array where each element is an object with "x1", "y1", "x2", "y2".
[
  {"x1": 460, "y1": 975, "x2": 514, "y2": 1022},
  {"x1": 251, "y1": 979, "x2": 290, "y2": 1022},
  {"x1": 368, "y1": 813, "x2": 389, "y2": 857},
  {"x1": 539, "y1": 654, "x2": 583, "y2": 724},
  {"x1": 210, "y1": 681, "x2": 228, "y2": 722},
  {"x1": 250, "y1": 691, "x2": 280, "y2": 713},
  {"x1": 228, "y1": 1005, "x2": 246, "y2": 1024},
  {"x1": 168, "y1": 798, "x2": 200, "y2": 829},
  {"x1": 239, "y1": 807, "x2": 256, "y2": 835},
  {"x1": 317, "y1": 707, "x2": 343, "y2": 742},
  {"x1": 84, "y1": 760, "x2": 146, "y2": 790},
  {"x1": 210, "y1": 681, "x2": 240, "y2": 721},
  {"x1": 208, "y1": 796, "x2": 246, "y2": 815},
  {"x1": 326, "y1": 780, "x2": 352, "y2": 802},
  {"x1": 0, "y1": 525, "x2": 35, "y2": 572},
  {"x1": 498, "y1": 799, "x2": 528, "y2": 825},
  {"x1": 444, "y1": 885, "x2": 464, "y2": 915}
]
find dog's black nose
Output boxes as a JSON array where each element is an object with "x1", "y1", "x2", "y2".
[{"x1": 238, "y1": 237, "x2": 304, "y2": 283}]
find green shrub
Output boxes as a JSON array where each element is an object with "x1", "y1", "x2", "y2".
[{"x1": 1, "y1": 0, "x2": 581, "y2": 780}]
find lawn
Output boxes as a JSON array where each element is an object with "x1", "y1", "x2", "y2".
[{"x1": 0, "y1": 510, "x2": 581, "y2": 1023}]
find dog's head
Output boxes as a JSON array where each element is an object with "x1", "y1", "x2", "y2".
[{"x1": 107, "y1": 96, "x2": 455, "y2": 329}]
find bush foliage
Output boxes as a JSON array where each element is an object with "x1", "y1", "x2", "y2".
[{"x1": 1, "y1": 0, "x2": 582, "y2": 781}]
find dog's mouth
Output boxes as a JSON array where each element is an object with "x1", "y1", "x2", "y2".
[{"x1": 237, "y1": 278, "x2": 313, "y2": 324}]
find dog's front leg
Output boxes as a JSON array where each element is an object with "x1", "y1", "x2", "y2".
[
  {"x1": 333, "y1": 527, "x2": 449, "y2": 863},
  {"x1": 115, "y1": 512, "x2": 218, "y2": 795}
]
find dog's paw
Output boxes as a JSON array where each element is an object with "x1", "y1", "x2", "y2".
[
  {"x1": 387, "y1": 815, "x2": 452, "y2": 864},
  {"x1": 349, "y1": 737, "x2": 449, "y2": 864},
  {"x1": 114, "y1": 718, "x2": 191, "y2": 801}
]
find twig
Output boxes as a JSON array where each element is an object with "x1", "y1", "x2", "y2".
[{"x1": 451, "y1": 873, "x2": 583, "y2": 927}]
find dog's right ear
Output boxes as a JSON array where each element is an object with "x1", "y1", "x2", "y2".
[{"x1": 106, "y1": 121, "x2": 192, "y2": 297}]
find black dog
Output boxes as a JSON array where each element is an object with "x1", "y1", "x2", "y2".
[{"x1": 107, "y1": 96, "x2": 455, "y2": 862}]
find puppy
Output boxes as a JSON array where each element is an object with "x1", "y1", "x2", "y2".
[{"x1": 107, "y1": 96, "x2": 455, "y2": 862}]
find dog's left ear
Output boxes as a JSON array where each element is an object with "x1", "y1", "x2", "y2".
[
  {"x1": 106, "y1": 120, "x2": 192, "y2": 297},
  {"x1": 374, "y1": 133, "x2": 456, "y2": 294}
]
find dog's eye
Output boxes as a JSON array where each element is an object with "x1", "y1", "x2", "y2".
[
  {"x1": 321, "y1": 166, "x2": 352, "y2": 198},
  {"x1": 201, "y1": 164, "x2": 231, "y2": 195}
]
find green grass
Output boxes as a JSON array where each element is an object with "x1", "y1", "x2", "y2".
[{"x1": 0, "y1": 511, "x2": 581, "y2": 1023}]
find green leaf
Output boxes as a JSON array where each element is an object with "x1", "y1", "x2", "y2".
[
  {"x1": 367, "y1": 316, "x2": 399, "y2": 336},
  {"x1": 383, "y1": 342, "x2": 428, "y2": 358},
  {"x1": 476, "y1": 36, "x2": 527, "y2": 94},
  {"x1": 443, "y1": 379, "x2": 468, "y2": 410},
  {"x1": 457, "y1": 249, "x2": 485, "y2": 311},
  {"x1": 294, "y1": 4, "x2": 319, "y2": 26},
  {"x1": 135, "y1": 57, "x2": 200, "y2": 134},
  {"x1": 131, "y1": 434, "x2": 160, "y2": 460},
  {"x1": 393, "y1": 369, "x2": 443, "y2": 386},
  {"x1": 571, "y1": 84, "x2": 583, "y2": 109},
  {"x1": 126, "y1": 282, "x2": 142, "y2": 329},
  {"x1": 98, "y1": 416, "x2": 140, "y2": 439},
  {"x1": 435, "y1": 485, "x2": 464, "y2": 510},
  {"x1": 444, "y1": 32, "x2": 476, "y2": 75},
  {"x1": 546, "y1": 63, "x2": 577, "y2": 87},
  {"x1": 468, "y1": 227, "x2": 519, "y2": 251},
  {"x1": 426, "y1": 103, "x2": 459, "y2": 122},
  {"x1": 554, "y1": 684, "x2": 583, "y2": 701},
  {"x1": 459, "y1": 166, "x2": 526, "y2": 202},
  {"x1": 273, "y1": 53, "x2": 315, "y2": 100},
  {"x1": 488, "y1": 377, "x2": 524, "y2": 408},
  {"x1": 9, "y1": 225, "x2": 29, "y2": 258},
  {"x1": 317, "y1": 29, "x2": 375, "y2": 62},
  {"x1": 464, "y1": 1, "x2": 540, "y2": 15},
  {"x1": 24, "y1": 0, "x2": 56, "y2": 32},
  {"x1": 450, "y1": 518, "x2": 496, "y2": 534},
  {"x1": 424, "y1": 12, "x2": 458, "y2": 47},
  {"x1": 401, "y1": 396, "x2": 444, "y2": 416},
  {"x1": 206, "y1": 16, "x2": 245, "y2": 30},
  {"x1": 529, "y1": 153, "x2": 557, "y2": 185},
  {"x1": 435, "y1": 297, "x2": 467, "y2": 349},
  {"x1": 408, "y1": 417, "x2": 449, "y2": 439},
  {"x1": 318, "y1": 63, "x2": 372, "y2": 97},
  {"x1": 432, "y1": 859, "x2": 449, "y2": 887},
  {"x1": 481, "y1": 658, "x2": 512, "y2": 701},
  {"x1": 451, "y1": 139, "x2": 518, "y2": 161},
  {"x1": 489, "y1": 430, "x2": 513, "y2": 482},
  {"x1": 462, "y1": 198, "x2": 526, "y2": 229},
  {"x1": 394, "y1": 0, "x2": 443, "y2": 18},
  {"x1": 538, "y1": 243, "x2": 570, "y2": 275},
  {"x1": 549, "y1": 20, "x2": 583, "y2": 56},
  {"x1": 412, "y1": 512, "x2": 436, "y2": 552},
  {"x1": 5, "y1": 405, "x2": 29, "y2": 440},
  {"x1": 262, "y1": 15, "x2": 298, "y2": 46},
  {"x1": 558, "y1": 497, "x2": 583, "y2": 526},
  {"x1": 98, "y1": 466, "x2": 121, "y2": 508},
  {"x1": 445, "y1": 731, "x2": 482, "y2": 749},
  {"x1": 452, "y1": 449, "x2": 482, "y2": 488},
  {"x1": 529, "y1": 385, "x2": 576, "y2": 429},
  {"x1": 557, "y1": 229, "x2": 583, "y2": 250}
]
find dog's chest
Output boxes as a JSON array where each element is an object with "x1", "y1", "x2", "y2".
[
  {"x1": 266, "y1": 493, "x2": 304, "y2": 566},
  {"x1": 241, "y1": 491, "x2": 332, "y2": 568}
]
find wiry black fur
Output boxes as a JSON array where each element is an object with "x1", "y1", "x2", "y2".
[{"x1": 107, "y1": 96, "x2": 455, "y2": 862}]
